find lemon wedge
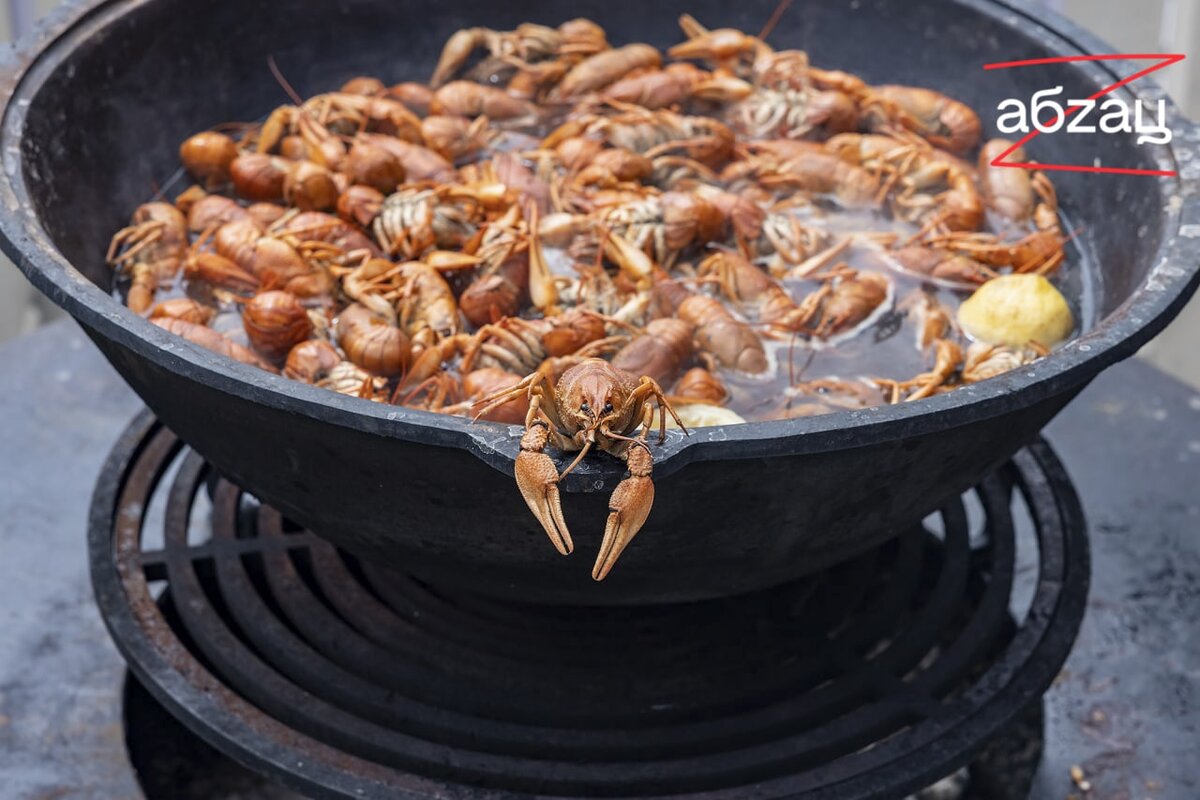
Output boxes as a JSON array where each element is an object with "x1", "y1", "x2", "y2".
[
  {"x1": 664, "y1": 404, "x2": 747, "y2": 429},
  {"x1": 957, "y1": 274, "x2": 1074, "y2": 348}
]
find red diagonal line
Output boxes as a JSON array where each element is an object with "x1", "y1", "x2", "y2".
[{"x1": 981, "y1": 53, "x2": 1183, "y2": 176}]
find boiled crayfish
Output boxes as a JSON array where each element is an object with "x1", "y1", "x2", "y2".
[{"x1": 473, "y1": 358, "x2": 685, "y2": 580}]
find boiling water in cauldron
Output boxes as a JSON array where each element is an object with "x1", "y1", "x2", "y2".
[{"x1": 107, "y1": 16, "x2": 1100, "y2": 425}]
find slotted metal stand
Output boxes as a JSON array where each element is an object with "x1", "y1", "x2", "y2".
[{"x1": 90, "y1": 410, "x2": 1089, "y2": 799}]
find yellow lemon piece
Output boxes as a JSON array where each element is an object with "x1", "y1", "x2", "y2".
[
  {"x1": 957, "y1": 274, "x2": 1074, "y2": 348},
  {"x1": 664, "y1": 404, "x2": 747, "y2": 429}
]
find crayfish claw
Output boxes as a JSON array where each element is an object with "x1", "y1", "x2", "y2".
[
  {"x1": 592, "y1": 446, "x2": 655, "y2": 581},
  {"x1": 515, "y1": 449, "x2": 574, "y2": 555},
  {"x1": 430, "y1": 27, "x2": 484, "y2": 88}
]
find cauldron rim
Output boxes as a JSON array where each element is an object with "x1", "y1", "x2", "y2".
[{"x1": 2, "y1": 0, "x2": 1198, "y2": 488}]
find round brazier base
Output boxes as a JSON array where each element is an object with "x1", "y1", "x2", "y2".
[{"x1": 91, "y1": 411, "x2": 1088, "y2": 799}]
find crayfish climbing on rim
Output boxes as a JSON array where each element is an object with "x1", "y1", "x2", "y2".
[{"x1": 472, "y1": 358, "x2": 687, "y2": 581}]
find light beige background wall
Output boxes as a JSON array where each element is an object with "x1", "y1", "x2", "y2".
[{"x1": 1, "y1": 0, "x2": 1197, "y2": 385}]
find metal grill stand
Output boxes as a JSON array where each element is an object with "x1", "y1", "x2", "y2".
[{"x1": 90, "y1": 411, "x2": 1089, "y2": 800}]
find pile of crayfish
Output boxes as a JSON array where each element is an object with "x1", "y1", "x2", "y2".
[{"x1": 107, "y1": 13, "x2": 1076, "y2": 578}]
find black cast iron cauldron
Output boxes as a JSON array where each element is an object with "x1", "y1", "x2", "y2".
[{"x1": 2, "y1": 0, "x2": 1197, "y2": 604}]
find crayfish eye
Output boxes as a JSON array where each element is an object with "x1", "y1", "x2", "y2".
[
  {"x1": 580, "y1": 402, "x2": 590, "y2": 413},
  {"x1": 603, "y1": 402, "x2": 613, "y2": 413}
]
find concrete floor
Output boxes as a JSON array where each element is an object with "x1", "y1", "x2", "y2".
[{"x1": 0, "y1": 0, "x2": 1198, "y2": 386}]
